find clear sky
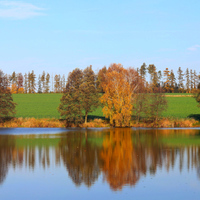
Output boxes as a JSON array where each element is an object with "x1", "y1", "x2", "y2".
[{"x1": 0, "y1": 0, "x2": 200, "y2": 77}]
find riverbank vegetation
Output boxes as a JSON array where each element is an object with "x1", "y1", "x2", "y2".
[{"x1": 0, "y1": 63, "x2": 200, "y2": 128}]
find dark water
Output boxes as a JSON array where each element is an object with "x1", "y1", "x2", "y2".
[{"x1": 1, "y1": 128, "x2": 200, "y2": 200}]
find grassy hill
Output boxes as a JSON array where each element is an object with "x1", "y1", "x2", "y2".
[{"x1": 12, "y1": 93, "x2": 200, "y2": 120}]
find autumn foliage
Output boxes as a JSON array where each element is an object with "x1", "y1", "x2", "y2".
[{"x1": 100, "y1": 64, "x2": 138, "y2": 127}]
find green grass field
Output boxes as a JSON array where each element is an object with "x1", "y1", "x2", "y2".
[{"x1": 12, "y1": 93, "x2": 200, "y2": 120}]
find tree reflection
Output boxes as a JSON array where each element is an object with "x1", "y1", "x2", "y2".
[
  {"x1": 59, "y1": 130, "x2": 102, "y2": 187},
  {"x1": 101, "y1": 128, "x2": 140, "y2": 190},
  {"x1": 1, "y1": 129, "x2": 200, "y2": 190},
  {"x1": 0, "y1": 135, "x2": 15, "y2": 184}
]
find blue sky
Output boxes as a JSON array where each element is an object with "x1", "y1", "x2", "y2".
[{"x1": 0, "y1": 0, "x2": 200, "y2": 77}]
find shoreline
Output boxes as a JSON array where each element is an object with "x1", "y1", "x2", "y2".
[{"x1": 0, "y1": 117, "x2": 199, "y2": 128}]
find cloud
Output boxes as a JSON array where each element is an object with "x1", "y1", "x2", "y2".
[
  {"x1": 187, "y1": 44, "x2": 200, "y2": 51},
  {"x1": 0, "y1": 1, "x2": 45, "y2": 19}
]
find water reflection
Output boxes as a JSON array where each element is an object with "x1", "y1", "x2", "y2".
[{"x1": 1, "y1": 128, "x2": 200, "y2": 191}]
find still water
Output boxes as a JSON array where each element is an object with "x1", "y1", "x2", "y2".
[{"x1": 0, "y1": 128, "x2": 200, "y2": 200}]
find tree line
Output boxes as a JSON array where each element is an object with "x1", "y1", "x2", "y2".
[
  {"x1": 1, "y1": 64, "x2": 200, "y2": 94},
  {"x1": 1, "y1": 64, "x2": 200, "y2": 127}
]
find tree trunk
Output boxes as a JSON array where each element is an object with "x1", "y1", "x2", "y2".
[{"x1": 85, "y1": 112, "x2": 88, "y2": 123}]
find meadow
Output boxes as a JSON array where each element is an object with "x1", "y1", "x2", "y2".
[{"x1": 12, "y1": 93, "x2": 200, "y2": 120}]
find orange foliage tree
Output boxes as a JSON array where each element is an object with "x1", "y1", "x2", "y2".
[
  {"x1": 100, "y1": 128, "x2": 140, "y2": 190},
  {"x1": 100, "y1": 64, "x2": 138, "y2": 127},
  {"x1": 11, "y1": 84, "x2": 17, "y2": 94}
]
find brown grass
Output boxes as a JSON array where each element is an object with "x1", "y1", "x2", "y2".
[
  {"x1": 131, "y1": 118, "x2": 198, "y2": 128},
  {"x1": 0, "y1": 117, "x2": 199, "y2": 128},
  {"x1": 0, "y1": 117, "x2": 65, "y2": 128},
  {"x1": 81, "y1": 119, "x2": 110, "y2": 128}
]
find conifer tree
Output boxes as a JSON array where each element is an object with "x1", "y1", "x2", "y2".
[
  {"x1": 17, "y1": 73, "x2": 23, "y2": 93},
  {"x1": 185, "y1": 68, "x2": 190, "y2": 93},
  {"x1": 45, "y1": 73, "x2": 50, "y2": 93},
  {"x1": 30, "y1": 70, "x2": 36, "y2": 93},
  {"x1": 147, "y1": 64, "x2": 156, "y2": 83},
  {"x1": 24, "y1": 73, "x2": 28, "y2": 93},
  {"x1": 54, "y1": 74, "x2": 61, "y2": 93},
  {"x1": 169, "y1": 70, "x2": 176, "y2": 93},
  {"x1": 190, "y1": 69, "x2": 194, "y2": 91},
  {"x1": 193, "y1": 70, "x2": 198, "y2": 92},
  {"x1": 139, "y1": 63, "x2": 147, "y2": 80},
  {"x1": 38, "y1": 75, "x2": 42, "y2": 93},
  {"x1": 61, "y1": 75, "x2": 65, "y2": 92},
  {"x1": 41, "y1": 71, "x2": 45, "y2": 93},
  {"x1": 28, "y1": 72, "x2": 31, "y2": 93},
  {"x1": 177, "y1": 67, "x2": 184, "y2": 93}
]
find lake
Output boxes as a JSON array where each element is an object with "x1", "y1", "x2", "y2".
[{"x1": 0, "y1": 128, "x2": 200, "y2": 200}]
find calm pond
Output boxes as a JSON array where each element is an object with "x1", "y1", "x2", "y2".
[{"x1": 1, "y1": 128, "x2": 200, "y2": 200}]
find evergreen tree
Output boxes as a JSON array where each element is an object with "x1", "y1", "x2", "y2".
[
  {"x1": 147, "y1": 64, "x2": 158, "y2": 90},
  {"x1": 28, "y1": 72, "x2": 31, "y2": 93},
  {"x1": 24, "y1": 73, "x2": 28, "y2": 93},
  {"x1": 185, "y1": 68, "x2": 190, "y2": 93},
  {"x1": 147, "y1": 64, "x2": 156, "y2": 82},
  {"x1": 80, "y1": 66, "x2": 99, "y2": 123},
  {"x1": 30, "y1": 70, "x2": 36, "y2": 93},
  {"x1": 190, "y1": 69, "x2": 194, "y2": 91},
  {"x1": 38, "y1": 75, "x2": 42, "y2": 93},
  {"x1": 61, "y1": 75, "x2": 65, "y2": 92},
  {"x1": 17, "y1": 73, "x2": 23, "y2": 93},
  {"x1": 177, "y1": 67, "x2": 184, "y2": 93},
  {"x1": 58, "y1": 68, "x2": 84, "y2": 126},
  {"x1": 41, "y1": 71, "x2": 45, "y2": 93},
  {"x1": 54, "y1": 74, "x2": 61, "y2": 93},
  {"x1": 139, "y1": 63, "x2": 147, "y2": 79},
  {"x1": 169, "y1": 70, "x2": 176, "y2": 93},
  {"x1": 157, "y1": 70, "x2": 162, "y2": 87},
  {"x1": 45, "y1": 73, "x2": 50, "y2": 93},
  {"x1": 193, "y1": 70, "x2": 198, "y2": 91}
]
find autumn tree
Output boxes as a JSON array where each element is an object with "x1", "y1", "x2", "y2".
[
  {"x1": 97, "y1": 66, "x2": 107, "y2": 93},
  {"x1": 17, "y1": 73, "x2": 23, "y2": 93},
  {"x1": 100, "y1": 64, "x2": 138, "y2": 127},
  {"x1": 0, "y1": 70, "x2": 16, "y2": 120},
  {"x1": 58, "y1": 68, "x2": 84, "y2": 126},
  {"x1": 80, "y1": 66, "x2": 99, "y2": 123},
  {"x1": 163, "y1": 68, "x2": 170, "y2": 92}
]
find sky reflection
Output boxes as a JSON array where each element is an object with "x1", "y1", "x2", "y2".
[{"x1": 1, "y1": 128, "x2": 200, "y2": 200}]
